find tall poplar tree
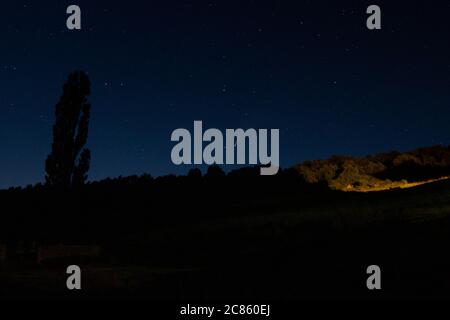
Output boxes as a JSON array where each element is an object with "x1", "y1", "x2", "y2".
[{"x1": 45, "y1": 71, "x2": 91, "y2": 188}]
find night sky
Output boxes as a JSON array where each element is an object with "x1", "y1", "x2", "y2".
[{"x1": 1, "y1": 0, "x2": 449, "y2": 188}]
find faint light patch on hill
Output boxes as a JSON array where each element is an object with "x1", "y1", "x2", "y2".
[{"x1": 342, "y1": 176, "x2": 450, "y2": 192}]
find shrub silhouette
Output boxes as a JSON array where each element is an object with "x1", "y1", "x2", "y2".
[
  {"x1": 205, "y1": 165, "x2": 225, "y2": 178},
  {"x1": 45, "y1": 71, "x2": 92, "y2": 188},
  {"x1": 187, "y1": 168, "x2": 202, "y2": 179}
]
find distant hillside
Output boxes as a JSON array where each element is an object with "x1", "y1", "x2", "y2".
[{"x1": 294, "y1": 145, "x2": 450, "y2": 191}]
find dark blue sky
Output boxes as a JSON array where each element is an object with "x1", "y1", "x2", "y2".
[{"x1": 1, "y1": 0, "x2": 449, "y2": 188}]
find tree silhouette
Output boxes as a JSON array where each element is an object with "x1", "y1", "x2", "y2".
[{"x1": 45, "y1": 71, "x2": 92, "y2": 188}]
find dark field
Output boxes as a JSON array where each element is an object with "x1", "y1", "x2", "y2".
[{"x1": 1, "y1": 174, "x2": 450, "y2": 300}]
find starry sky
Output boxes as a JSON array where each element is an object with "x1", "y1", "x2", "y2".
[{"x1": 1, "y1": 0, "x2": 449, "y2": 188}]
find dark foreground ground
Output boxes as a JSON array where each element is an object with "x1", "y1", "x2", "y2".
[{"x1": 1, "y1": 176, "x2": 450, "y2": 300}]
